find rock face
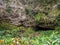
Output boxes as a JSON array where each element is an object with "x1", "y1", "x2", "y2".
[
  {"x1": 38, "y1": 4, "x2": 60, "y2": 29},
  {"x1": 0, "y1": 0, "x2": 60, "y2": 29},
  {"x1": 38, "y1": 16, "x2": 57, "y2": 29},
  {"x1": 0, "y1": 0, "x2": 24, "y2": 24},
  {"x1": 0, "y1": 0, "x2": 36, "y2": 27}
]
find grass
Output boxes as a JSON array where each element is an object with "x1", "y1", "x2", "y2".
[
  {"x1": 0, "y1": 31, "x2": 60, "y2": 45},
  {"x1": 0, "y1": 26, "x2": 60, "y2": 45},
  {"x1": 0, "y1": 22, "x2": 60, "y2": 45}
]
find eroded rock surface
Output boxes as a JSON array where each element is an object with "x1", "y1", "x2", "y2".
[
  {"x1": 0, "y1": 0, "x2": 36, "y2": 27},
  {"x1": 0, "y1": 0, "x2": 60, "y2": 29}
]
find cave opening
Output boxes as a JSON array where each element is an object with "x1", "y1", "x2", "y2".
[{"x1": 34, "y1": 26, "x2": 54, "y2": 31}]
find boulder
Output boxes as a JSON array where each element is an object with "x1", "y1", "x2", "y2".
[
  {"x1": 38, "y1": 4, "x2": 60, "y2": 29},
  {"x1": 0, "y1": 0, "x2": 36, "y2": 27},
  {"x1": 0, "y1": 0, "x2": 60, "y2": 29}
]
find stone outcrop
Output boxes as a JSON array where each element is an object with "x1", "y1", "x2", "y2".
[
  {"x1": 0, "y1": 0, "x2": 36, "y2": 27},
  {"x1": 0, "y1": 0, "x2": 60, "y2": 29},
  {"x1": 38, "y1": 4, "x2": 60, "y2": 29}
]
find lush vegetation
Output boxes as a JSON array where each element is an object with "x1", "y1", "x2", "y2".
[
  {"x1": 0, "y1": 24, "x2": 60, "y2": 45},
  {"x1": 0, "y1": 32, "x2": 60, "y2": 45},
  {"x1": 0, "y1": 0, "x2": 60, "y2": 45}
]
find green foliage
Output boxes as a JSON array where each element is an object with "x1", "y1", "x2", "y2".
[
  {"x1": 56, "y1": 14, "x2": 60, "y2": 21},
  {"x1": 25, "y1": 8, "x2": 33, "y2": 15},
  {"x1": 0, "y1": 24, "x2": 60, "y2": 45},
  {"x1": 0, "y1": 22, "x2": 18, "y2": 30},
  {"x1": 4, "y1": 0, "x2": 12, "y2": 13},
  {"x1": 57, "y1": 4, "x2": 60, "y2": 10},
  {"x1": 4, "y1": 0, "x2": 10, "y2": 3},
  {"x1": 0, "y1": 32, "x2": 60, "y2": 45},
  {"x1": 56, "y1": 13, "x2": 60, "y2": 26},
  {"x1": 5, "y1": 6, "x2": 12, "y2": 13},
  {"x1": 34, "y1": 13, "x2": 42, "y2": 22},
  {"x1": 55, "y1": 27, "x2": 60, "y2": 30}
]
